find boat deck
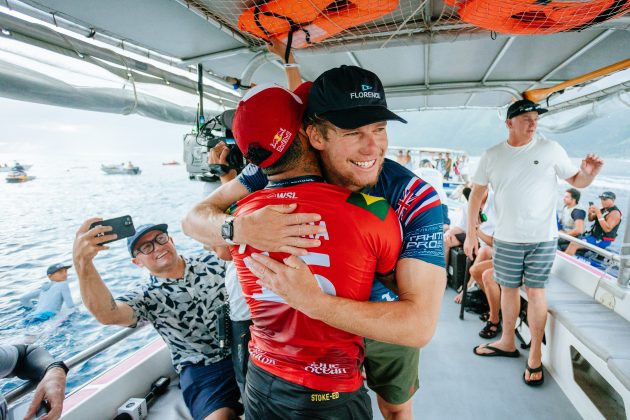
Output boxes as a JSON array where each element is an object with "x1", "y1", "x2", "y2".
[{"x1": 369, "y1": 287, "x2": 581, "y2": 419}]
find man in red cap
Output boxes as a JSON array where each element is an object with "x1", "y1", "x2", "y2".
[
  {"x1": 184, "y1": 65, "x2": 446, "y2": 420},
  {"x1": 225, "y1": 82, "x2": 402, "y2": 419}
]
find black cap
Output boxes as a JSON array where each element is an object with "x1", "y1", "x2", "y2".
[
  {"x1": 306, "y1": 65, "x2": 407, "y2": 129},
  {"x1": 599, "y1": 191, "x2": 616, "y2": 200},
  {"x1": 47, "y1": 263, "x2": 71, "y2": 276},
  {"x1": 507, "y1": 99, "x2": 548, "y2": 119}
]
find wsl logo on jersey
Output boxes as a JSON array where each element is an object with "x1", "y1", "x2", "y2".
[
  {"x1": 266, "y1": 191, "x2": 298, "y2": 200},
  {"x1": 350, "y1": 84, "x2": 381, "y2": 100},
  {"x1": 270, "y1": 128, "x2": 292, "y2": 152}
]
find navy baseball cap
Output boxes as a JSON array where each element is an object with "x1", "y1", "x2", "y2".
[
  {"x1": 306, "y1": 65, "x2": 407, "y2": 129},
  {"x1": 506, "y1": 99, "x2": 548, "y2": 119},
  {"x1": 47, "y1": 263, "x2": 71, "y2": 276},
  {"x1": 599, "y1": 191, "x2": 616, "y2": 200},
  {"x1": 127, "y1": 223, "x2": 168, "y2": 256}
]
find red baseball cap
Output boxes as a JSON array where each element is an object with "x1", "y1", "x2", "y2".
[{"x1": 233, "y1": 82, "x2": 312, "y2": 168}]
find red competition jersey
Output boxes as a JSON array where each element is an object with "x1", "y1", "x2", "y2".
[{"x1": 230, "y1": 180, "x2": 402, "y2": 392}]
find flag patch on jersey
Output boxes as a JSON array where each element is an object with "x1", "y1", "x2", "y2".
[{"x1": 346, "y1": 192, "x2": 389, "y2": 221}]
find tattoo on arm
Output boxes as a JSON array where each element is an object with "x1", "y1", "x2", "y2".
[{"x1": 109, "y1": 295, "x2": 117, "y2": 311}]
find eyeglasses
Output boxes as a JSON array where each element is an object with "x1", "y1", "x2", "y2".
[{"x1": 134, "y1": 232, "x2": 169, "y2": 256}]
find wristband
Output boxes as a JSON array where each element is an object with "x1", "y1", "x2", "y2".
[
  {"x1": 598, "y1": 217, "x2": 605, "y2": 221},
  {"x1": 284, "y1": 63, "x2": 300, "y2": 68},
  {"x1": 45, "y1": 361, "x2": 69, "y2": 375}
]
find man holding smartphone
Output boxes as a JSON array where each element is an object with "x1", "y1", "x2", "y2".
[{"x1": 72, "y1": 221, "x2": 242, "y2": 420}]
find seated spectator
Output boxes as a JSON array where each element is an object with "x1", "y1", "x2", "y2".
[
  {"x1": 557, "y1": 188, "x2": 586, "y2": 250},
  {"x1": 72, "y1": 221, "x2": 243, "y2": 420},
  {"x1": 444, "y1": 188, "x2": 495, "y2": 265},
  {"x1": 20, "y1": 263, "x2": 75, "y2": 322},
  {"x1": 414, "y1": 159, "x2": 451, "y2": 230},
  {"x1": 1, "y1": 343, "x2": 68, "y2": 420},
  {"x1": 566, "y1": 191, "x2": 622, "y2": 255}
]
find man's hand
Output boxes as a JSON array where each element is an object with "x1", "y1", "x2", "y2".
[
  {"x1": 244, "y1": 253, "x2": 324, "y2": 318},
  {"x1": 24, "y1": 367, "x2": 66, "y2": 420},
  {"x1": 580, "y1": 153, "x2": 604, "y2": 178},
  {"x1": 235, "y1": 204, "x2": 325, "y2": 256},
  {"x1": 72, "y1": 218, "x2": 116, "y2": 266},
  {"x1": 463, "y1": 232, "x2": 478, "y2": 260},
  {"x1": 208, "y1": 141, "x2": 230, "y2": 166}
]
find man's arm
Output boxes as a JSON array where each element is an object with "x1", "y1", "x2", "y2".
[
  {"x1": 72, "y1": 218, "x2": 136, "y2": 327},
  {"x1": 268, "y1": 39, "x2": 302, "y2": 90},
  {"x1": 247, "y1": 254, "x2": 445, "y2": 347},
  {"x1": 564, "y1": 218, "x2": 585, "y2": 237},
  {"x1": 476, "y1": 227, "x2": 493, "y2": 247},
  {"x1": 463, "y1": 184, "x2": 488, "y2": 259},
  {"x1": 182, "y1": 176, "x2": 325, "y2": 254},
  {"x1": 566, "y1": 153, "x2": 604, "y2": 188},
  {"x1": 19, "y1": 289, "x2": 41, "y2": 308},
  {"x1": 596, "y1": 209, "x2": 622, "y2": 233}
]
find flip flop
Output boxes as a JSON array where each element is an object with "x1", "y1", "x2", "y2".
[
  {"x1": 473, "y1": 344, "x2": 520, "y2": 358},
  {"x1": 523, "y1": 363, "x2": 544, "y2": 386}
]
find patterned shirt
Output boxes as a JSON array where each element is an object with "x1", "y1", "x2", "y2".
[{"x1": 117, "y1": 254, "x2": 229, "y2": 374}]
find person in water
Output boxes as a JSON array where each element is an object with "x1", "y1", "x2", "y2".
[{"x1": 20, "y1": 263, "x2": 75, "y2": 322}]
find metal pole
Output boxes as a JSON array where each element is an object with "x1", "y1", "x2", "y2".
[
  {"x1": 617, "y1": 198, "x2": 630, "y2": 288},
  {"x1": 4, "y1": 327, "x2": 143, "y2": 404},
  {"x1": 197, "y1": 63, "x2": 204, "y2": 126}
]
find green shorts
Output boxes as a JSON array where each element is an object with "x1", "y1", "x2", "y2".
[{"x1": 363, "y1": 338, "x2": 420, "y2": 405}]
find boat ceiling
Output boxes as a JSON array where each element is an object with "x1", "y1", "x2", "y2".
[{"x1": 1, "y1": 0, "x2": 629, "y2": 112}]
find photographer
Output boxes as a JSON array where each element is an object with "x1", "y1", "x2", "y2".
[
  {"x1": 72, "y1": 220, "x2": 242, "y2": 420},
  {"x1": 202, "y1": 141, "x2": 238, "y2": 197},
  {"x1": 565, "y1": 191, "x2": 622, "y2": 255}
]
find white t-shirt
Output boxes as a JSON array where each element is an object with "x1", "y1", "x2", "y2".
[
  {"x1": 413, "y1": 167, "x2": 448, "y2": 204},
  {"x1": 472, "y1": 137, "x2": 578, "y2": 243},
  {"x1": 224, "y1": 261, "x2": 251, "y2": 321}
]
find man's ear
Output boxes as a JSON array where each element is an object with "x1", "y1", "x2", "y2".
[
  {"x1": 505, "y1": 119, "x2": 513, "y2": 130},
  {"x1": 307, "y1": 125, "x2": 325, "y2": 151},
  {"x1": 131, "y1": 257, "x2": 143, "y2": 268}
]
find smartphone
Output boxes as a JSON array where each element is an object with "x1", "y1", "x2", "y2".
[{"x1": 89, "y1": 215, "x2": 136, "y2": 244}]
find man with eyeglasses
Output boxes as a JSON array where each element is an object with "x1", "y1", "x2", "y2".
[{"x1": 72, "y1": 220, "x2": 243, "y2": 420}]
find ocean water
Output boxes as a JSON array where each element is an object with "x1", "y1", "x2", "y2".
[
  {"x1": 0, "y1": 155, "x2": 207, "y2": 398},
  {"x1": 0, "y1": 154, "x2": 628, "y2": 401}
]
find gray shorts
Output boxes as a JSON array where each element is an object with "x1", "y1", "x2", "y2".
[{"x1": 492, "y1": 239, "x2": 557, "y2": 289}]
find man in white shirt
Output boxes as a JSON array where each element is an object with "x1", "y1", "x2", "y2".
[{"x1": 464, "y1": 99, "x2": 603, "y2": 386}]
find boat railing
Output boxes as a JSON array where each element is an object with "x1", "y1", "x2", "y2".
[
  {"x1": 558, "y1": 232, "x2": 628, "y2": 288},
  {"x1": 4, "y1": 326, "x2": 146, "y2": 405}
]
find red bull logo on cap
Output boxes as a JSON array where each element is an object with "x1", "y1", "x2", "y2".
[{"x1": 270, "y1": 128, "x2": 292, "y2": 152}]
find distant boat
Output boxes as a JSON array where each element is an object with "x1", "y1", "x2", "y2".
[
  {"x1": 6, "y1": 168, "x2": 35, "y2": 183},
  {"x1": 0, "y1": 163, "x2": 32, "y2": 172},
  {"x1": 101, "y1": 164, "x2": 141, "y2": 175},
  {"x1": 162, "y1": 160, "x2": 180, "y2": 166}
]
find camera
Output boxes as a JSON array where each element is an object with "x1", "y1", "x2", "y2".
[{"x1": 183, "y1": 109, "x2": 245, "y2": 182}]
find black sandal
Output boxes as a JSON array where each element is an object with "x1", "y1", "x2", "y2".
[
  {"x1": 479, "y1": 312, "x2": 490, "y2": 321},
  {"x1": 523, "y1": 364, "x2": 544, "y2": 386},
  {"x1": 478, "y1": 320, "x2": 502, "y2": 339}
]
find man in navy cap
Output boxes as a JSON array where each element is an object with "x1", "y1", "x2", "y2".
[
  {"x1": 184, "y1": 65, "x2": 446, "y2": 419},
  {"x1": 20, "y1": 263, "x2": 75, "y2": 322},
  {"x1": 72, "y1": 219, "x2": 243, "y2": 420},
  {"x1": 566, "y1": 190, "x2": 622, "y2": 255}
]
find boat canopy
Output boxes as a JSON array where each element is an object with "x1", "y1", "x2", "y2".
[{"x1": 0, "y1": 0, "x2": 628, "y2": 124}]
